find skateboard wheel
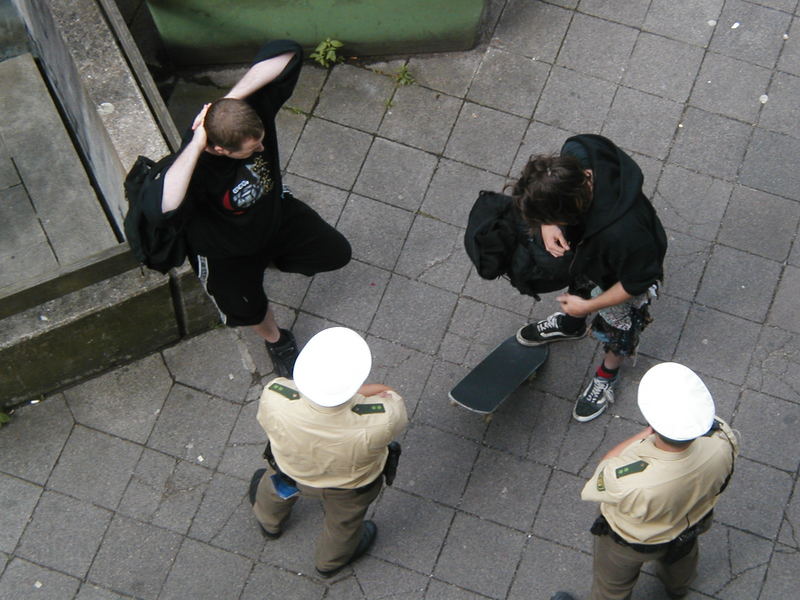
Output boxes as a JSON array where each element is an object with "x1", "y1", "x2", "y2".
[
  {"x1": 483, "y1": 414, "x2": 493, "y2": 424},
  {"x1": 449, "y1": 400, "x2": 457, "y2": 407}
]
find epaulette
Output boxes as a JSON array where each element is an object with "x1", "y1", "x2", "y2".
[
  {"x1": 268, "y1": 382, "x2": 300, "y2": 400},
  {"x1": 351, "y1": 403, "x2": 385, "y2": 415},
  {"x1": 615, "y1": 460, "x2": 649, "y2": 478}
]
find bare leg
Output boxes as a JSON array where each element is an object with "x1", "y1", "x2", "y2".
[
  {"x1": 250, "y1": 307, "x2": 281, "y2": 343},
  {"x1": 603, "y1": 350, "x2": 624, "y2": 371}
]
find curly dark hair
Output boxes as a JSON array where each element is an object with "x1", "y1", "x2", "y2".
[{"x1": 511, "y1": 154, "x2": 592, "y2": 228}]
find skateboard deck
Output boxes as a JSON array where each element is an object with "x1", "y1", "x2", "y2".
[{"x1": 449, "y1": 336, "x2": 549, "y2": 421}]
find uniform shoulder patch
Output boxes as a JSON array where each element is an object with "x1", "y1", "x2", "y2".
[
  {"x1": 268, "y1": 382, "x2": 300, "y2": 400},
  {"x1": 615, "y1": 460, "x2": 649, "y2": 478},
  {"x1": 596, "y1": 471, "x2": 606, "y2": 491},
  {"x1": 352, "y1": 403, "x2": 385, "y2": 415}
]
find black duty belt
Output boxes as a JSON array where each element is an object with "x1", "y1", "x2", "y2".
[{"x1": 591, "y1": 511, "x2": 713, "y2": 558}]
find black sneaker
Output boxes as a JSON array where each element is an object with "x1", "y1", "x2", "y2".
[
  {"x1": 248, "y1": 468, "x2": 281, "y2": 539},
  {"x1": 265, "y1": 329, "x2": 299, "y2": 378},
  {"x1": 573, "y1": 375, "x2": 617, "y2": 422},
  {"x1": 550, "y1": 594, "x2": 577, "y2": 600},
  {"x1": 316, "y1": 520, "x2": 377, "y2": 578},
  {"x1": 516, "y1": 312, "x2": 587, "y2": 346}
]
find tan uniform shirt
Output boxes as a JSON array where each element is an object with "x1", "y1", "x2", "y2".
[
  {"x1": 581, "y1": 419, "x2": 738, "y2": 544},
  {"x1": 257, "y1": 377, "x2": 408, "y2": 489}
]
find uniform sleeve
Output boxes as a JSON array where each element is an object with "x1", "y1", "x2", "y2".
[
  {"x1": 385, "y1": 391, "x2": 408, "y2": 441},
  {"x1": 247, "y1": 40, "x2": 304, "y2": 117},
  {"x1": 581, "y1": 458, "x2": 629, "y2": 504}
]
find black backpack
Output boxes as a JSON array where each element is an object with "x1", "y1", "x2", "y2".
[
  {"x1": 464, "y1": 191, "x2": 571, "y2": 299},
  {"x1": 123, "y1": 155, "x2": 188, "y2": 274}
]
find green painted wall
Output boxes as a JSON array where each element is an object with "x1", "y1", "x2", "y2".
[{"x1": 146, "y1": 0, "x2": 487, "y2": 66}]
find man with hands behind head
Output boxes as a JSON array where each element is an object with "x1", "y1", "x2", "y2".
[{"x1": 156, "y1": 40, "x2": 351, "y2": 377}]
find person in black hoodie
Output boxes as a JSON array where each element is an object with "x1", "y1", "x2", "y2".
[
  {"x1": 155, "y1": 41, "x2": 351, "y2": 377},
  {"x1": 513, "y1": 135, "x2": 667, "y2": 423}
]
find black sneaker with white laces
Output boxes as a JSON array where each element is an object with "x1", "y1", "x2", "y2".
[
  {"x1": 573, "y1": 374, "x2": 617, "y2": 422},
  {"x1": 265, "y1": 329, "x2": 299, "y2": 378},
  {"x1": 516, "y1": 312, "x2": 588, "y2": 346}
]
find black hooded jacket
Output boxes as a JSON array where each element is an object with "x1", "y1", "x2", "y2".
[{"x1": 562, "y1": 134, "x2": 667, "y2": 296}]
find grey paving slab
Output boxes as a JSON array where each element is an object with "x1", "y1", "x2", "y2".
[
  {"x1": 415, "y1": 359, "x2": 487, "y2": 442},
  {"x1": 314, "y1": 64, "x2": 393, "y2": 133},
  {"x1": 669, "y1": 107, "x2": 753, "y2": 181},
  {"x1": 444, "y1": 103, "x2": 527, "y2": 174},
  {"x1": 602, "y1": 87, "x2": 683, "y2": 159},
  {"x1": 0, "y1": 136, "x2": 20, "y2": 189},
  {"x1": 0, "y1": 557, "x2": 80, "y2": 600},
  {"x1": 406, "y1": 51, "x2": 481, "y2": 98},
  {"x1": 16, "y1": 491, "x2": 111, "y2": 578},
  {"x1": 768, "y1": 264, "x2": 800, "y2": 333},
  {"x1": 0, "y1": 186, "x2": 57, "y2": 288},
  {"x1": 117, "y1": 448, "x2": 211, "y2": 534},
  {"x1": 777, "y1": 16, "x2": 800, "y2": 76},
  {"x1": 337, "y1": 194, "x2": 414, "y2": 270},
  {"x1": 0, "y1": 396, "x2": 73, "y2": 485},
  {"x1": 64, "y1": 354, "x2": 172, "y2": 443},
  {"x1": 733, "y1": 390, "x2": 800, "y2": 470},
  {"x1": 354, "y1": 556, "x2": 430, "y2": 599},
  {"x1": 710, "y1": 0, "x2": 792, "y2": 68},
  {"x1": 88, "y1": 515, "x2": 181, "y2": 600},
  {"x1": 533, "y1": 470, "x2": 598, "y2": 553},
  {"x1": 660, "y1": 230, "x2": 714, "y2": 301},
  {"x1": 714, "y1": 457, "x2": 793, "y2": 538},
  {"x1": 287, "y1": 65, "x2": 328, "y2": 114},
  {"x1": 366, "y1": 336, "x2": 434, "y2": 414},
  {"x1": 353, "y1": 138, "x2": 437, "y2": 211},
  {"x1": 240, "y1": 563, "x2": 325, "y2": 600},
  {"x1": 507, "y1": 537, "x2": 592, "y2": 600},
  {"x1": 534, "y1": 66, "x2": 616, "y2": 134},
  {"x1": 690, "y1": 52, "x2": 772, "y2": 122},
  {"x1": 370, "y1": 275, "x2": 458, "y2": 354},
  {"x1": 434, "y1": 512, "x2": 527, "y2": 599},
  {"x1": 718, "y1": 185, "x2": 799, "y2": 261},
  {"x1": 492, "y1": 0, "x2": 572, "y2": 62},
  {"x1": 557, "y1": 413, "x2": 645, "y2": 479},
  {"x1": 638, "y1": 293, "x2": 692, "y2": 361},
  {"x1": 425, "y1": 579, "x2": 488, "y2": 600},
  {"x1": 760, "y1": 71, "x2": 800, "y2": 138},
  {"x1": 48, "y1": 425, "x2": 141, "y2": 510},
  {"x1": 643, "y1": 0, "x2": 724, "y2": 46},
  {"x1": 420, "y1": 158, "x2": 507, "y2": 228},
  {"x1": 529, "y1": 332, "x2": 600, "y2": 401},
  {"x1": 579, "y1": 0, "x2": 651, "y2": 28},
  {"x1": 394, "y1": 423, "x2": 479, "y2": 507},
  {"x1": 160, "y1": 538, "x2": 252, "y2": 600},
  {"x1": 676, "y1": 305, "x2": 762, "y2": 384},
  {"x1": 146, "y1": 383, "x2": 239, "y2": 469},
  {"x1": 378, "y1": 85, "x2": 463, "y2": 154},
  {"x1": 460, "y1": 448, "x2": 550, "y2": 531},
  {"x1": 695, "y1": 245, "x2": 782, "y2": 322},
  {"x1": 74, "y1": 583, "x2": 130, "y2": 600},
  {"x1": 283, "y1": 173, "x2": 349, "y2": 227},
  {"x1": 557, "y1": 13, "x2": 639, "y2": 83},
  {"x1": 760, "y1": 545, "x2": 800, "y2": 600},
  {"x1": 275, "y1": 108, "x2": 306, "y2": 170},
  {"x1": 0, "y1": 474, "x2": 40, "y2": 553},
  {"x1": 740, "y1": 127, "x2": 800, "y2": 200},
  {"x1": 623, "y1": 32, "x2": 705, "y2": 103},
  {"x1": 511, "y1": 120, "x2": 579, "y2": 177},
  {"x1": 747, "y1": 326, "x2": 800, "y2": 403},
  {"x1": 395, "y1": 214, "x2": 473, "y2": 294},
  {"x1": 288, "y1": 117, "x2": 372, "y2": 189},
  {"x1": 162, "y1": 328, "x2": 254, "y2": 403},
  {"x1": 467, "y1": 47, "x2": 549, "y2": 118},
  {"x1": 778, "y1": 477, "x2": 800, "y2": 548},
  {"x1": 461, "y1": 268, "x2": 537, "y2": 315}
]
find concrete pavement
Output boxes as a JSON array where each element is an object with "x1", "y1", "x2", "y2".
[{"x1": 2, "y1": 0, "x2": 799, "y2": 598}]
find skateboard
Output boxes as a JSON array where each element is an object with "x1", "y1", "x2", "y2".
[{"x1": 449, "y1": 336, "x2": 549, "y2": 422}]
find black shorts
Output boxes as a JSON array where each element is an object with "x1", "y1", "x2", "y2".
[{"x1": 191, "y1": 195, "x2": 351, "y2": 327}]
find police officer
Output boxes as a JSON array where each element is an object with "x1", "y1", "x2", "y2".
[
  {"x1": 249, "y1": 327, "x2": 407, "y2": 577},
  {"x1": 554, "y1": 362, "x2": 738, "y2": 600}
]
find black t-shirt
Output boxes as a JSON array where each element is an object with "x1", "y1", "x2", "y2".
[{"x1": 182, "y1": 40, "x2": 303, "y2": 259}]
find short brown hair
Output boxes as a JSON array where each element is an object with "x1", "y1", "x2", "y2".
[
  {"x1": 204, "y1": 98, "x2": 264, "y2": 151},
  {"x1": 511, "y1": 153, "x2": 592, "y2": 228}
]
